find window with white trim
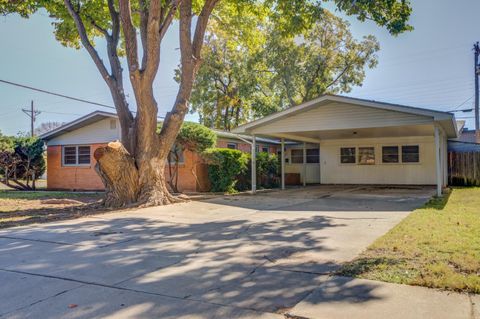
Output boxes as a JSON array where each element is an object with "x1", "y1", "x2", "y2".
[
  {"x1": 358, "y1": 147, "x2": 375, "y2": 165},
  {"x1": 227, "y1": 143, "x2": 237, "y2": 150},
  {"x1": 402, "y1": 145, "x2": 419, "y2": 163},
  {"x1": 262, "y1": 146, "x2": 269, "y2": 153},
  {"x1": 62, "y1": 145, "x2": 91, "y2": 166},
  {"x1": 340, "y1": 147, "x2": 356, "y2": 164},
  {"x1": 382, "y1": 146, "x2": 399, "y2": 163},
  {"x1": 167, "y1": 144, "x2": 185, "y2": 164}
]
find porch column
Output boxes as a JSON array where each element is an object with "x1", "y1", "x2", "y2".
[
  {"x1": 303, "y1": 142, "x2": 307, "y2": 187},
  {"x1": 319, "y1": 143, "x2": 321, "y2": 184},
  {"x1": 251, "y1": 134, "x2": 256, "y2": 193},
  {"x1": 434, "y1": 126, "x2": 442, "y2": 197},
  {"x1": 281, "y1": 138, "x2": 285, "y2": 190}
]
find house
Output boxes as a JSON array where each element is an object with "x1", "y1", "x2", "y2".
[
  {"x1": 39, "y1": 111, "x2": 278, "y2": 192},
  {"x1": 232, "y1": 94, "x2": 458, "y2": 196}
]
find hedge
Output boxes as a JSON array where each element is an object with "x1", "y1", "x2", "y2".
[{"x1": 203, "y1": 148, "x2": 249, "y2": 193}]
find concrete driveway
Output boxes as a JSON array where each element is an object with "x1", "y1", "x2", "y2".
[{"x1": 2, "y1": 185, "x2": 472, "y2": 319}]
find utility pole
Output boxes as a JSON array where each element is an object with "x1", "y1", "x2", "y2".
[
  {"x1": 474, "y1": 42, "x2": 480, "y2": 142},
  {"x1": 22, "y1": 100, "x2": 41, "y2": 137}
]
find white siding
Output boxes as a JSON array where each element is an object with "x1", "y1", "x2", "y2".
[
  {"x1": 285, "y1": 144, "x2": 320, "y2": 184},
  {"x1": 47, "y1": 118, "x2": 121, "y2": 146},
  {"x1": 251, "y1": 102, "x2": 433, "y2": 134},
  {"x1": 319, "y1": 136, "x2": 436, "y2": 185}
]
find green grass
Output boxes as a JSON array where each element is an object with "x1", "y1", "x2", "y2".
[
  {"x1": 340, "y1": 187, "x2": 480, "y2": 294},
  {"x1": 0, "y1": 190, "x2": 102, "y2": 200}
]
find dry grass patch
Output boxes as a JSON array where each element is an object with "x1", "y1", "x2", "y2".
[
  {"x1": 340, "y1": 187, "x2": 480, "y2": 294},
  {"x1": 0, "y1": 191, "x2": 104, "y2": 228}
]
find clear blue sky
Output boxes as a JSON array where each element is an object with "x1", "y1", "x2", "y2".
[{"x1": 0, "y1": 0, "x2": 478, "y2": 136}]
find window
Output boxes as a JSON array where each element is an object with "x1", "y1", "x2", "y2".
[
  {"x1": 382, "y1": 146, "x2": 399, "y2": 163},
  {"x1": 168, "y1": 144, "x2": 184, "y2": 164},
  {"x1": 402, "y1": 145, "x2": 419, "y2": 163},
  {"x1": 291, "y1": 149, "x2": 303, "y2": 164},
  {"x1": 255, "y1": 145, "x2": 260, "y2": 153},
  {"x1": 306, "y1": 149, "x2": 319, "y2": 163},
  {"x1": 226, "y1": 143, "x2": 237, "y2": 150},
  {"x1": 109, "y1": 119, "x2": 117, "y2": 129},
  {"x1": 262, "y1": 147, "x2": 269, "y2": 153},
  {"x1": 340, "y1": 147, "x2": 356, "y2": 164},
  {"x1": 78, "y1": 146, "x2": 91, "y2": 164},
  {"x1": 62, "y1": 146, "x2": 91, "y2": 166},
  {"x1": 358, "y1": 147, "x2": 375, "y2": 165}
]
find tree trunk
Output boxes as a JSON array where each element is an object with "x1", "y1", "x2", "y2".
[{"x1": 94, "y1": 141, "x2": 139, "y2": 207}]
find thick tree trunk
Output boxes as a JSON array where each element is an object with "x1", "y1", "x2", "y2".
[{"x1": 94, "y1": 141, "x2": 139, "y2": 207}]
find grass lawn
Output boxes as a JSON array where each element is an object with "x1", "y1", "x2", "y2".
[
  {"x1": 340, "y1": 187, "x2": 480, "y2": 294},
  {"x1": 0, "y1": 190, "x2": 104, "y2": 228}
]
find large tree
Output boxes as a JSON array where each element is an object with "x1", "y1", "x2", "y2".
[
  {"x1": 191, "y1": 9, "x2": 380, "y2": 130},
  {"x1": 3, "y1": 0, "x2": 412, "y2": 207}
]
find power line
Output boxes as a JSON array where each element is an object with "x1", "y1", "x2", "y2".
[
  {"x1": 0, "y1": 79, "x2": 167, "y2": 118},
  {"x1": 0, "y1": 79, "x2": 116, "y2": 110}
]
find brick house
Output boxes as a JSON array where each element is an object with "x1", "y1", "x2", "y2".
[{"x1": 40, "y1": 111, "x2": 279, "y2": 192}]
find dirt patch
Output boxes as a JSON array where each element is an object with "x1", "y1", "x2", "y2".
[{"x1": 0, "y1": 193, "x2": 109, "y2": 229}]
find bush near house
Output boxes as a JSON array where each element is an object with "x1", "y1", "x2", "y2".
[
  {"x1": 204, "y1": 148, "x2": 249, "y2": 193},
  {"x1": 0, "y1": 133, "x2": 45, "y2": 190},
  {"x1": 237, "y1": 152, "x2": 280, "y2": 191}
]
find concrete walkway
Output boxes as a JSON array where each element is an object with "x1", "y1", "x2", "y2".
[{"x1": 0, "y1": 186, "x2": 475, "y2": 318}]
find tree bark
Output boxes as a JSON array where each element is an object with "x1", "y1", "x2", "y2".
[{"x1": 64, "y1": 0, "x2": 217, "y2": 208}]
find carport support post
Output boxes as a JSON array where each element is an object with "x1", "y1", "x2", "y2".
[
  {"x1": 251, "y1": 134, "x2": 256, "y2": 193},
  {"x1": 303, "y1": 142, "x2": 307, "y2": 187},
  {"x1": 281, "y1": 138, "x2": 285, "y2": 190},
  {"x1": 434, "y1": 126, "x2": 442, "y2": 197}
]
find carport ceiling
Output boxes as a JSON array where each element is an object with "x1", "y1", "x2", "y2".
[{"x1": 268, "y1": 124, "x2": 434, "y2": 141}]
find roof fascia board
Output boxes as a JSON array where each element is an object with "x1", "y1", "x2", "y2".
[{"x1": 232, "y1": 95, "x2": 454, "y2": 133}]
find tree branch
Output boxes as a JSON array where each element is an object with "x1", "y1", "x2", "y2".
[
  {"x1": 159, "y1": 0, "x2": 180, "y2": 40},
  {"x1": 118, "y1": 0, "x2": 140, "y2": 75},
  {"x1": 139, "y1": 0, "x2": 149, "y2": 68},
  {"x1": 192, "y1": 0, "x2": 219, "y2": 60},
  {"x1": 141, "y1": 0, "x2": 162, "y2": 81},
  {"x1": 64, "y1": 0, "x2": 112, "y2": 82}
]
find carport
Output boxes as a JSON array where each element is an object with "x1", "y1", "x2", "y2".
[{"x1": 232, "y1": 95, "x2": 458, "y2": 196}]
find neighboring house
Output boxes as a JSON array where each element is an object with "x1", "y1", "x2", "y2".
[
  {"x1": 40, "y1": 112, "x2": 278, "y2": 192},
  {"x1": 232, "y1": 94, "x2": 458, "y2": 196}
]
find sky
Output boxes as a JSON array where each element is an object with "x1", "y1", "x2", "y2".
[{"x1": 0, "y1": 0, "x2": 478, "y2": 136}]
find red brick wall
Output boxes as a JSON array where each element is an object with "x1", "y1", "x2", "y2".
[
  {"x1": 47, "y1": 144, "x2": 106, "y2": 191},
  {"x1": 47, "y1": 138, "x2": 277, "y2": 193},
  {"x1": 164, "y1": 150, "x2": 210, "y2": 193}
]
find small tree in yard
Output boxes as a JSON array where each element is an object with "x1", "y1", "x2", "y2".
[
  {"x1": 3, "y1": 0, "x2": 413, "y2": 207},
  {"x1": 0, "y1": 133, "x2": 45, "y2": 190},
  {"x1": 166, "y1": 122, "x2": 216, "y2": 193}
]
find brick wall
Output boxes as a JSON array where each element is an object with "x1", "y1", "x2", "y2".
[
  {"x1": 46, "y1": 144, "x2": 106, "y2": 191},
  {"x1": 47, "y1": 138, "x2": 277, "y2": 193},
  {"x1": 164, "y1": 150, "x2": 210, "y2": 193}
]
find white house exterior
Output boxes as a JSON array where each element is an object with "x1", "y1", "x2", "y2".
[{"x1": 232, "y1": 95, "x2": 457, "y2": 196}]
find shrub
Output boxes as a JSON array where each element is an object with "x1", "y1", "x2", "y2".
[
  {"x1": 237, "y1": 152, "x2": 280, "y2": 191},
  {"x1": 204, "y1": 148, "x2": 249, "y2": 193},
  {"x1": 0, "y1": 133, "x2": 45, "y2": 190}
]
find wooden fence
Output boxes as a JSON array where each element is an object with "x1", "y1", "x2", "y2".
[{"x1": 448, "y1": 152, "x2": 480, "y2": 186}]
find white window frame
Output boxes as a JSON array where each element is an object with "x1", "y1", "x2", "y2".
[
  {"x1": 339, "y1": 147, "x2": 357, "y2": 165},
  {"x1": 62, "y1": 145, "x2": 91, "y2": 167},
  {"x1": 381, "y1": 145, "x2": 400, "y2": 164},
  {"x1": 357, "y1": 146, "x2": 376, "y2": 165},
  {"x1": 401, "y1": 145, "x2": 420, "y2": 164},
  {"x1": 226, "y1": 143, "x2": 237, "y2": 150}
]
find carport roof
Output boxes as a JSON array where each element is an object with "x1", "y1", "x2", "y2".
[{"x1": 232, "y1": 94, "x2": 458, "y2": 138}]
